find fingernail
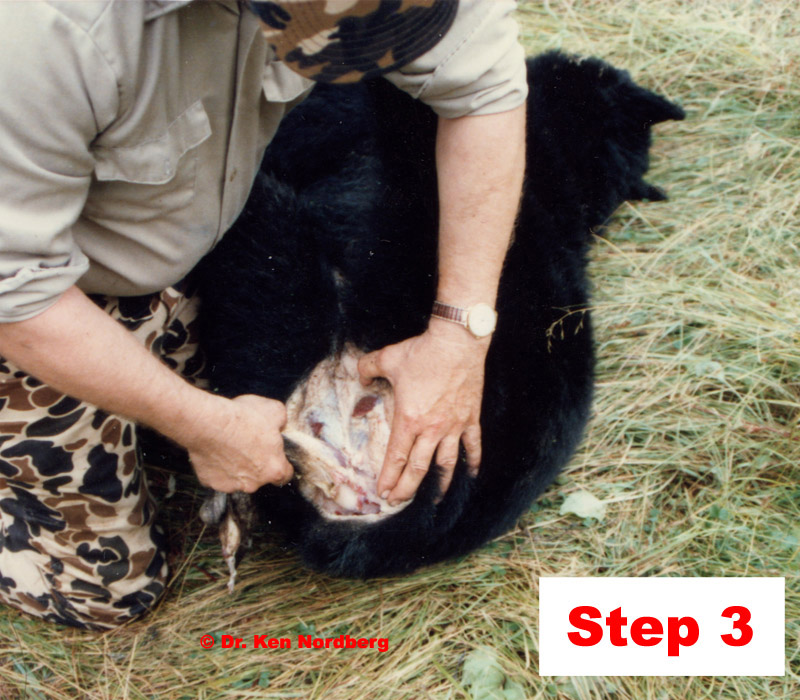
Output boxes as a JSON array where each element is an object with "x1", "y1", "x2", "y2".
[{"x1": 380, "y1": 490, "x2": 390, "y2": 500}]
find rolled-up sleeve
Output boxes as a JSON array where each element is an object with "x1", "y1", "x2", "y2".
[
  {"x1": 0, "y1": 3, "x2": 117, "y2": 322},
  {"x1": 383, "y1": 0, "x2": 528, "y2": 119}
]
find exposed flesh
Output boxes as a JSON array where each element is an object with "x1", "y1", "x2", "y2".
[
  {"x1": 203, "y1": 344, "x2": 406, "y2": 593},
  {"x1": 283, "y1": 344, "x2": 409, "y2": 521}
]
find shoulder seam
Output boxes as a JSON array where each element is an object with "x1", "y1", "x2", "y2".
[{"x1": 42, "y1": 0, "x2": 121, "y2": 133}]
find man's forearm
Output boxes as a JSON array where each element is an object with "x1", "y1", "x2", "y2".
[
  {"x1": 359, "y1": 102, "x2": 527, "y2": 504},
  {"x1": 0, "y1": 286, "x2": 216, "y2": 447},
  {"x1": 433, "y1": 103, "x2": 526, "y2": 311},
  {"x1": 0, "y1": 286, "x2": 293, "y2": 492}
]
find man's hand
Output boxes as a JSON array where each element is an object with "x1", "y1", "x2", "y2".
[
  {"x1": 358, "y1": 318, "x2": 488, "y2": 505},
  {"x1": 186, "y1": 394, "x2": 294, "y2": 494}
]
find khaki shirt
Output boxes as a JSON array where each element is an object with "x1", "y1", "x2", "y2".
[{"x1": 0, "y1": 0, "x2": 527, "y2": 322}]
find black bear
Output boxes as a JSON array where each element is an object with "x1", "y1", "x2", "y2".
[{"x1": 195, "y1": 51, "x2": 685, "y2": 578}]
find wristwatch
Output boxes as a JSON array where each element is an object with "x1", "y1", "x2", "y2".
[{"x1": 431, "y1": 301, "x2": 497, "y2": 339}]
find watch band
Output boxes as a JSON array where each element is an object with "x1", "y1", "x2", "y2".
[{"x1": 431, "y1": 300, "x2": 468, "y2": 326}]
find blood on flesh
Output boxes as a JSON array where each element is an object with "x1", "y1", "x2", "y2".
[{"x1": 283, "y1": 345, "x2": 410, "y2": 521}]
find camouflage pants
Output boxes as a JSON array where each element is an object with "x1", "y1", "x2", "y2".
[{"x1": 0, "y1": 281, "x2": 204, "y2": 630}]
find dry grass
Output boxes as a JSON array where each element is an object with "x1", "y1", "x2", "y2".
[{"x1": 2, "y1": 1, "x2": 798, "y2": 698}]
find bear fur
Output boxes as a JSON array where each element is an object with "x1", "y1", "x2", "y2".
[{"x1": 195, "y1": 51, "x2": 685, "y2": 577}]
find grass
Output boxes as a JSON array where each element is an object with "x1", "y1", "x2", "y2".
[{"x1": 2, "y1": 1, "x2": 798, "y2": 697}]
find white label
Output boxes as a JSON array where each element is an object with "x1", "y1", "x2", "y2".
[{"x1": 539, "y1": 577, "x2": 785, "y2": 676}]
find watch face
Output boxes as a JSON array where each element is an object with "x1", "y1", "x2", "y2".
[{"x1": 467, "y1": 303, "x2": 497, "y2": 337}]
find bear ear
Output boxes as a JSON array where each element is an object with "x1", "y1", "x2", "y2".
[
  {"x1": 629, "y1": 180, "x2": 669, "y2": 202},
  {"x1": 623, "y1": 84, "x2": 686, "y2": 127}
]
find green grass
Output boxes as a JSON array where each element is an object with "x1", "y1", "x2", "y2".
[{"x1": 2, "y1": 1, "x2": 798, "y2": 697}]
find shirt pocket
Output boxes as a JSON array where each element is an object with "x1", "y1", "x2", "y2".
[{"x1": 86, "y1": 100, "x2": 212, "y2": 223}]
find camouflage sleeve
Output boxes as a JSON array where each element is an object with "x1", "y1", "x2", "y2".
[{"x1": 382, "y1": 0, "x2": 528, "y2": 119}]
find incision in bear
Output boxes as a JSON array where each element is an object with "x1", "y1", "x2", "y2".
[{"x1": 282, "y1": 344, "x2": 408, "y2": 521}]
